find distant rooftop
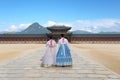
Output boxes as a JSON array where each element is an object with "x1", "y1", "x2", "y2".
[
  {"x1": 0, "y1": 34, "x2": 46, "y2": 37},
  {"x1": 0, "y1": 34, "x2": 120, "y2": 38},
  {"x1": 72, "y1": 34, "x2": 120, "y2": 37},
  {"x1": 47, "y1": 25, "x2": 71, "y2": 31}
]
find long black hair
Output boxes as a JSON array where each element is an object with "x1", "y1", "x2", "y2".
[
  {"x1": 61, "y1": 34, "x2": 64, "y2": 37},
  {"x1": 49, "y1": 35, "x2": 53, "y2": 39}
]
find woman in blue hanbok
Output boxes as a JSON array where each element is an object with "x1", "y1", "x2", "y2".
[{"x1": 56, "y1": 34, "x2": 72, "y2": 67}]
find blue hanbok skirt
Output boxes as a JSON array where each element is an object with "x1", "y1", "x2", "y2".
[{"x1": 56, "y1": 44, "x2": 72, "y2": 66}]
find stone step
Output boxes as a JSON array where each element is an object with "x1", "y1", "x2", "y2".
[{"x1": 0, "y1": 48, "x2": 120, "y2": 80}]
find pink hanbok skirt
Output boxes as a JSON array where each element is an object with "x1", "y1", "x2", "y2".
[{"x1": 41, "y1": 46, "x2": 56, "y2": 67}]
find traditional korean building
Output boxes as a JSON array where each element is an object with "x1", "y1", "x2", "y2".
[{"x1": 46, "y1": 25, "x2": 72, "y2": 42}]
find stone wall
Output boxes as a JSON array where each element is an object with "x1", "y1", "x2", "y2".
[
  {"x1": 71, "y1": 41, "x2": 120, "y2": 44},
  {"x1": 0, "y1": 41, "x2": 47, "y2": 44}
]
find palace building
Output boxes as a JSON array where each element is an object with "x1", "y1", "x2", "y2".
[
  {"x1": 0, "y1": 24, "x2": 120, "y2": 44},
  {"x1": 46, "y1": 25, "x2": 72, "y2": 42}
]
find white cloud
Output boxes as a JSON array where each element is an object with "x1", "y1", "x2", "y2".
[
  {"x1": 5, "y1": 23, "x2": 30, "y2": 32},
  {"x1": 83, "y1": 19, "x2": 120, "y2": 32},
  {"x1": 19, "y1": 24, "x2": 30, "y2": 29},
  {"x1": 5, "y1": 25, "x2": 18, "y2": 32},
  {"x1": 44, "y1": 19, "x2": 120, "y2": 33},
  {"x1": 44, "y1": 21, "x2": 56, "y2": 27},
  {"x1": 44, "y1": 20, "x2": 71, "y2": 27},
  {"x1": 4, "y1": 19, "x2": 120, "y2": 33}
]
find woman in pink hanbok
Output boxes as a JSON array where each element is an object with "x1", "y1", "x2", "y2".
[{"x1": 41, "y1": 36, "x2": 56, "y2": 67}]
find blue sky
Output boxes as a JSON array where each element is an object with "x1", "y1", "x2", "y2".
[{"x1": 0, "y1": 0, "x2": 120, "y2": 32}]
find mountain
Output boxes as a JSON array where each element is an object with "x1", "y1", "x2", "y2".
[
  {"x1": 72, "y1": 30, "x2": 92, "y2": 34},
  {"x1": 99, "y1": 31, "x2": 120, "y2": 34},
  {"x1": 20, "y1": 22, "x2": 50, "y2": 34},
  {"x1": 0, "y1": 31, "x2": 19, "y2": 34}
]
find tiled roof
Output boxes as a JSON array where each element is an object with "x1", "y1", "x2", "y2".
[
  {"x1": 47, "y1": 25, "x2": 71, "y2": 31},
  {"x1": 72, "y1": 34, "x2": 120, "y2": 37},
  {"x1": 0, "y1": 34, "x2": 46, "y2": 37},
  {"x1": 0, "y1": 34, "x2": 120, "y2": 38}
]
